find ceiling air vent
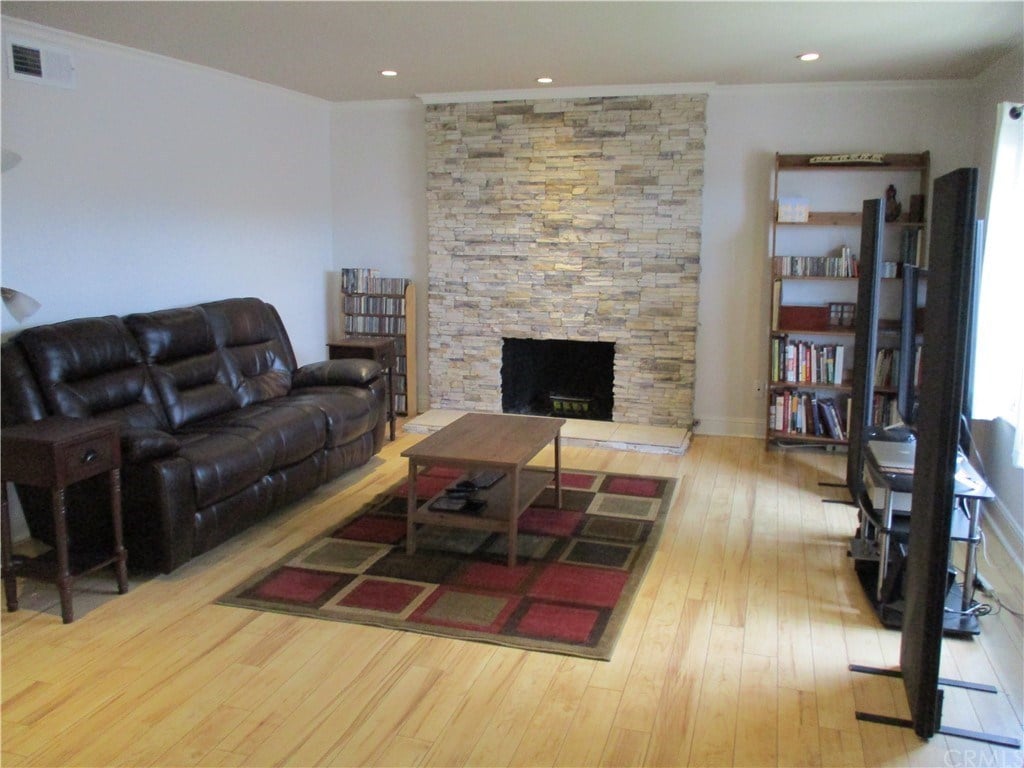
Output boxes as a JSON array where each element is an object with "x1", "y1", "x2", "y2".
[{"x1": 6, "y1": 39, "x2": 76, "y2": 88}]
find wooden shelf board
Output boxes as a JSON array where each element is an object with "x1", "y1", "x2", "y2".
[
  {"x1": 775, "y1": 152, "x2": 930, "y2": 171},
  {"x1": 767, "y1": 430, "x2": 848, "y2": 445}
]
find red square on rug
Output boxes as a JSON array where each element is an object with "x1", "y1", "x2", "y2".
[
  {"x1": 602, "y1": 476, "x2": 662, "y2": 498},
  {"x1": 529, "y1": 563, "x2": 628, "y2": 608},
  {"x1": 332, "y1": 514, "x2": 406, "y2": 544},
  {"x1": 559, "y1": 471, "x2": 598, "y2": 489},
  {"x1": 249, "y1": 567, "x2": 346, "y2": 605},
  {"x1": 516, "y1": 602, "x2": 600, "y2": 644},
  {"x1": 519, "y1": 507, "x2": 583, "y2": 538},
  {"x1": 455, "y1": 561, "x2": 533, "y2": 592},
  {"x1": 338, "y1": 578, "x2": 426, "y2": 613}
]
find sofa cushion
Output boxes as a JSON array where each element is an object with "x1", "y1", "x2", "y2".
[
  {"x1": 286, "y1": 390, "x2": 372, "y2": 447},
  {"x1": 15, "y1": 316, "x2": 168, "y2": 430},
  {"x1": 201, "y1": 298, "x2": 294, "y2": 406},
  {"x1": 124, "y1": 307, "x2": 238, "y2": 429},
  {"x1": 187, "y1": 401, "x2": 327, "y2": 471},
  {"x1": 174, "y1": 429, "x2": 274, "y2": 508}
]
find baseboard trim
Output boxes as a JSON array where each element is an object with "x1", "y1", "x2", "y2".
[{"x1": 693, "y1": 416, "x2": 762, "y2": 439}]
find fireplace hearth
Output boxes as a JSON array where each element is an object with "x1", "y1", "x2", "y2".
[{"x1": 501, "y1": 338, "x2": 614, "y2": 421}]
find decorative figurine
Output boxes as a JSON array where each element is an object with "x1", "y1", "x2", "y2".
[{"x1": 885, "y1": 184, "x2": 902, "y2": 222}]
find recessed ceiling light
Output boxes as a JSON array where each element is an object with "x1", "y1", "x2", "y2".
[
  {"x1": 380, "y1": 69, "x2": 398, "y2": 77},
  {"x1": 797, "y1": 52, "x2": 820, "y2": 62},
  {"x1": 536, "y1": 76, "x2": 553, "y2": 84}
]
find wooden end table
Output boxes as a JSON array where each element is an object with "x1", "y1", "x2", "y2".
[
  {"x1": 327, "y1": 336, "x2": 397, "y2": 441},
  {"x1": 401, "y1": 413, "x2": 564, "y2": 567},
  {"x1": 1, "y1": 417, "x2": 129, "y2": 623}
]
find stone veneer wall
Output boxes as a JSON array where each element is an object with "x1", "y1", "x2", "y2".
[{"x1": 425, "y1": 94, "x2": 705, "y2": 428}]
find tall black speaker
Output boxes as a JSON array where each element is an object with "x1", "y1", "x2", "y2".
[
  {"x1": 845, "y1": 198, "x2": 885, "y2": 506},
  {"x1": 900, "y1": 168, "x2": 978, "y2": 738}
]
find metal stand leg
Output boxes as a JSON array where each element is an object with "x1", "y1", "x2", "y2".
[{"x1": 849, "y1": 664, "x2": 1021, "y2": 749}]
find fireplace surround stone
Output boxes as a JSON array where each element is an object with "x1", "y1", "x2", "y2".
[{"x1": 426, "y1": 94, "x2": 705, "y2": 428}]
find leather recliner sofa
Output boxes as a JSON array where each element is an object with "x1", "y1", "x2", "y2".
[{"x1": 1, "y1": 297, "x2": 386, "y2": 573}]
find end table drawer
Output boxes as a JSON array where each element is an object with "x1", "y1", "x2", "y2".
[{"x1": 60, "y1": 436, "x2": 117, "y2": 484}]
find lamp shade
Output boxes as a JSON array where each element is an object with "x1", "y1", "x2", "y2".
[{"x1": 1, "y1": 287, "x2": 41, "y2": 322}]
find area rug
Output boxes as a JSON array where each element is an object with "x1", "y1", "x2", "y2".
[{"x1": 217, "y1": 467, "x2": 675, "y2": 660}]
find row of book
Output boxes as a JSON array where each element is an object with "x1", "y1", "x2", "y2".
[
  {"x1": 872, "y1": 394, "x2": 901, "y2": 428},
  {"x1": 874, "y1": 345, "x2": 922, "y2": 389},
  {"x1": 340, "y1": 268, "x2": 411, "y2": 296},
  {"x1": 343, "y1": 315, "x2": 407, "y2": 335},
  {"x1": 342, "y1": 295, "x2": 407, "y2": 317},
  {"x1": 772, "y1": 253, "x2": 858, "y2": 278},
  {"x1": 771, "y1": 336, "x2": 845, "y2": 385},
  {"x1": 770, "y1": 390, "x2": 848, "y2": 440}
]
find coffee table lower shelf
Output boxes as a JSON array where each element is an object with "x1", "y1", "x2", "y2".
[{"x1": 407, "y1": 468, "x2": 553, "y2": 567}]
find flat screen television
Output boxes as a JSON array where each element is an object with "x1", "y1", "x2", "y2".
[
  {"x1": 845, "y1": 198, "x2": 885, "y2": 501},
  {"x1": 900, "y1": 167, "x2": 979, "y2": 738}
]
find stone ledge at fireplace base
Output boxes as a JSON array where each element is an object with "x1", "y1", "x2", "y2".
[{"x1": 403, "y1": 410, "x2": 690, "y2": 456}]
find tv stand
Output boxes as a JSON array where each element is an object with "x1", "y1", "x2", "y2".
[{"x1": 848, "y1": 440, "x2": 993, "y2": 636}]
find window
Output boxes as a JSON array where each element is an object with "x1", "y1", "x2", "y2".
[{"x1": 973, "y1": 102, "x2": 1024, "y2": 467}]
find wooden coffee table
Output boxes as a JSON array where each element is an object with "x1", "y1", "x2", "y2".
[{"x1": 401, "y1": 413, "x2": 564, "y2": 567}]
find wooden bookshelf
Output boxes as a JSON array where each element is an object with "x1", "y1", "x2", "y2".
[
  {"x1": 339, "y1": 269, "x2": 417, "y2": 417},
  {"x1": 766, "y1": 151, "x2": 930, "y2": 447}
]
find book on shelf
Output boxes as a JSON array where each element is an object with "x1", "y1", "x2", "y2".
[
  {"x1": 340, "y1": 268, "x2": 411, "y2": 296},
  {"x1": 770, "y1": 388, "x2": 833, "y2": 437},
  {"x1": 773, "y1": 253, "x2": 859, "y2": 278},
  {"x1": 818, "y1": 397, "x2": 845, "y2": 440},
  {"x1": 772, "y1": 335, "x2": 845, "y2": 386}
]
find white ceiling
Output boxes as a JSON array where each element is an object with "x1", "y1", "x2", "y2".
[{"x1": 2, "y1": 1, "x2": 1022, "y2": 102}]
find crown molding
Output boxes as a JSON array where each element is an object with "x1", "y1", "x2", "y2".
[{"x1": 418, "y1": 82, "x2": 713, "y2": 105}]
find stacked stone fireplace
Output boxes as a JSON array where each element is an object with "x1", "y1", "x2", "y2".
[{"x1": 425, "y1": 94, "x2": 705, "y2": 429}]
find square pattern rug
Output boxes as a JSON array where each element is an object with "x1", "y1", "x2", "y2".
[{"x1": 217, "y1": 467, "x2": 675, "y2": 660}]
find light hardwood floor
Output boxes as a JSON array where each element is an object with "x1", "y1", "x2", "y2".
[{"x1": 2, "y1": 432, "x2": 1021, "y2": 767}]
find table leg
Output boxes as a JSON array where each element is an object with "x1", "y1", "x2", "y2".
[
  {"x1": 387, "y1": 365, "x2": 396, "y2": 441},
  {"x1": 962, "y1": 498, "x2": 982, "y2": 613},
  {"x1": 406, "y1": 460, "x2": 418, "y2": 555},
  {"x1": 876, "y1": 488, "x2": 894, "y2": 603},
  {"x1": 1, "y1": 483, "x2": 19, "y2": 612},
  {"x1": 508, "y1": 467, "x2": 520, "y2": 567},
  {"x1": 110, "y1": 469, "x2": 129, "y2": 594},
  {"x1": 51, "y1": 486, "x2": 74, "y2": 624},
  {"x1": 554, "y1": 432, "x2": 563, "y2": 508}
]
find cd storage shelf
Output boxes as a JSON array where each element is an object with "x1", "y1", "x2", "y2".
[
  {"x1": 767, "y1": 151, "x2": 930, "y2": 447},
  {"x1": 340, "y1": 269, "x2": 417, "y2": 416}
]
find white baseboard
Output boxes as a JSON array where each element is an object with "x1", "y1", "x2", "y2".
[
  {"x1": 693, "y1": 416, "x2": 763, "y2": 439},
  {"x1": 984, "y1": 499, "x2": 1024, "y2": 575}
]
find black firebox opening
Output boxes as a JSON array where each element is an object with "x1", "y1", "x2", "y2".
[{"x1": 501, "y1": 338, "x2": 614, "y2": 421}]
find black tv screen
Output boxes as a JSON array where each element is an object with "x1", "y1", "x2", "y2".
[{"x1": 900, "y1": 167, "x2": 979, "y2": 738}]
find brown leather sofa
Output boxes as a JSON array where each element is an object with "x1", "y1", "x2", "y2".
[{"x1": 1, "y1": 297, "x2": 386, "y2": 573}]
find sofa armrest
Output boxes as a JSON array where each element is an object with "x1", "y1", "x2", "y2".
[
  {"x1": 121, "y1": 428, "x2": 181, "y2": 464},
  {"x1": 293, "y1": 359, "x2": 382, "y2": 388}
]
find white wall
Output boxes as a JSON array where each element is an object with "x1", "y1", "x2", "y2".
[
  {"x1": 329, "y1": 100, "x2": 428, "y2": 409},
  {"x1": 1, "y1": 20, "x2": 334, "y2": 364},
  {"x1": 697, "y1": 81, "x2": 978, "y2": 436}
]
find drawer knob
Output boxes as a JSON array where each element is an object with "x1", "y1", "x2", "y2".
[{"x1": 81, "y1": 449, "x2": 98, "y2": 464}]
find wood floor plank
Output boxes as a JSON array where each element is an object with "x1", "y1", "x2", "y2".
[
  {"x1": 645, "y1": 598, "x2": 715, "y2": 767},
  {"x1": 508, "y1": 655, "x2": 595, "y2": 767},
  {"x1": 688, "y1": 623, "x2": 744, "y2": 766},
  {"x1": 733, "y1": 652, "x2": 779, "y2": 767},
  {"x1": 420, "y1": 648, "x2": 529, "y2": 768},
  {"x1": 463, "y1": 650, "x2": 561, "y2": 767},
  {"x1": 554, "y1": 685, "x2": 620, "y2": 768}
]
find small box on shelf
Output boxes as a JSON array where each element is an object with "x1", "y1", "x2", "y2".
[
  {"x1": 777, "y1": 197, "x2": 810, "y2": 223},
  {"x1": 777, "y1": 305, "x2": 830, "y2": 332}
]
